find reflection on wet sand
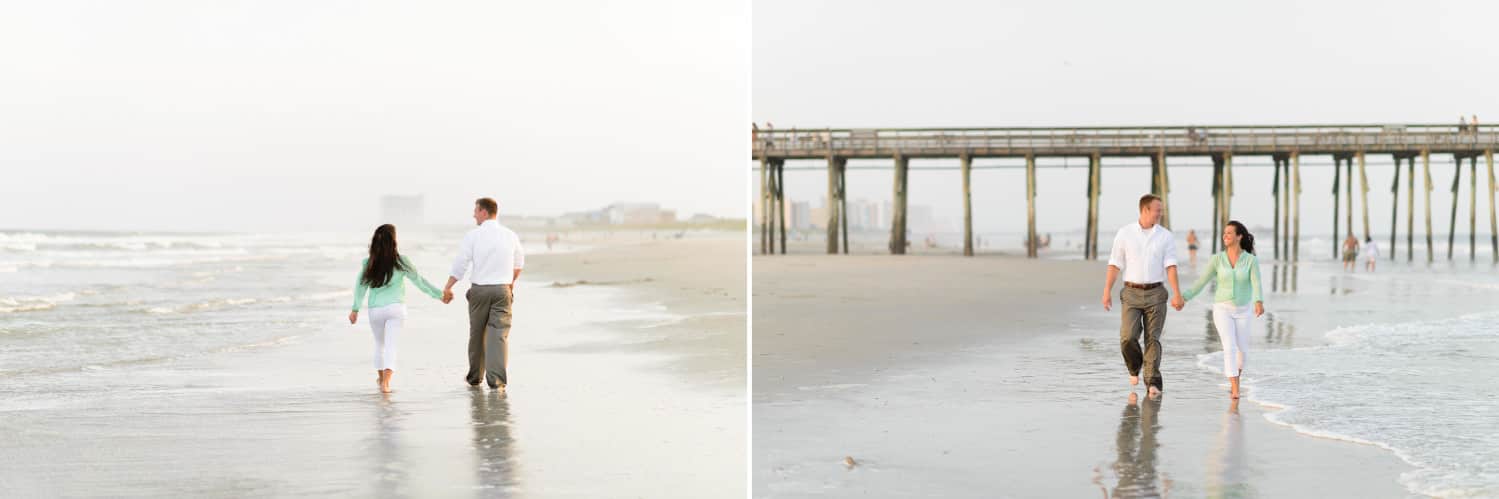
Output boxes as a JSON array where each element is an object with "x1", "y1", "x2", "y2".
[
  {"x1": 1205, "y1": 399, "x2": 1253, "y2": 498},
  {"x1": 1110, "y1": 392, "x2": 1166, "y2": 498},
  {"x1": 370, "y1": 393, "x2": 410, "y2": 499},
  {"x1": 470, "y1": 389, "x2": 519, "y2": 496}
]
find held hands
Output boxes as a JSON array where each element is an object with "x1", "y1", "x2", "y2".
[
  {"x1": 441, "y1": 288, "x2": 454, "y2": 304},
  {"x1": 1171, "y1": 295, "x2": 1185, "y2": 311},
  {"x1": 1254, "y1": 301, "x2": 1264, "y2": 317},
  {"x1": 348, "y1": 311, "x2": 358, "y2": 325}
]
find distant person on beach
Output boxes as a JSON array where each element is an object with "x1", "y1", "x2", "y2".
[
  {"x1": 1363, "y1": 237, "x2": 1380, "y2": 272},
  {"x1": 1103, "y1": 194, "x2": 1183, "y2": 398},
  {"x1": 1342, "y1": 234, "x2": 1359, "y2": 272},
  {"x1": 1181, "y1": 221, "x2": 1264, "y2": 400},
  {"x1": 442, "y1": 197, "x2": 526, "y2": 391},
  {"x1": 1186, "y1": 230, "x2": 1200, "y2": 267},
  {"x1": 348, "y1": 224, "x2": 444, "y2": 393}
]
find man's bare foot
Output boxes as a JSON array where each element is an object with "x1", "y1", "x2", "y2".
[
  {"x1": 1130, "y1": 375, "x2": 1139, "y2": 386},
  {"x1": 1147, "y1": 386, "x2": 1161, "y2": 398}
]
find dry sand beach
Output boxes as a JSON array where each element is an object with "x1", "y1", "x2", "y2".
[
  {"x1": 753, "y1": 250, "x2": 1498, "y2": 498},
  {"x1": 0, "y1": 229, "x2": 745, "y2": 498}
]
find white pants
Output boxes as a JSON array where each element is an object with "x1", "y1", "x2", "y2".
[
  {"x1": 368, "y1": 303, "x2": 406, "y2": 370},
  {"x1": 1211, "y1": 302, "x2": 1251, "y2": 378}
]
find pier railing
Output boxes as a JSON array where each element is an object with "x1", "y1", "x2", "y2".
[{"x1": 753, "y1": 124, "x2": 1499, "y2": 158}]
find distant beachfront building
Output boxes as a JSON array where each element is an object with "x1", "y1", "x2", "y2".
[
  {"x1": 790, "y1": 201, "x2": 812, "y2": 230},
  {"x1": 561, "y1": 202, "x2": 680, "y2": 226},
  {"x1": 380, "y1": 195, "x2": 424, "y2": 227}
]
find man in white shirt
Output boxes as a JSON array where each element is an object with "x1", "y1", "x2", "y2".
[
  {"x1": 443, "y1": 197, "x2": 525, "y2": 390},
  {"x1": 1102, "y1": 194, "x2": 1184, "y2": 397}
]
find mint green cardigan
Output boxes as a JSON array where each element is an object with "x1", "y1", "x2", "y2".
[
  {"x1": 1182, "y1": 251, "x2": 1264, "y2": 306},
  {"x1": 352, "y1": 256, "x2": 442, "y2": 311}
]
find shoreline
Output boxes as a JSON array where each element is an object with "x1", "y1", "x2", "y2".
[
  {"x1": 753, "y1": 252, "x2": 1421, "y2": 497},
  {"x1": 0, "y1": 230, "x2": 746, "y2": 498}
]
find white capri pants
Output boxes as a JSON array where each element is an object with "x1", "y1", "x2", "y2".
[
  {"x1": 1211, "y1": 302, "x2": 1252, "y2": 377},
  {"x1": 367, "y1": 303, "x2": 406, "y2": 370}
]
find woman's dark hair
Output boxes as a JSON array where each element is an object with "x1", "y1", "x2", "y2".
[
  {"x1": 1226, "y1": 220, "x2": 1254, "y2": 254},
  {"x1": 362, "y1": 224, "x2": 408, "y2": 288}
]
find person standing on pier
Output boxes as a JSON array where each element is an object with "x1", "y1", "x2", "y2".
[{"x1": 1102, "y1": 194, "x2": 1184, "y2": 398}]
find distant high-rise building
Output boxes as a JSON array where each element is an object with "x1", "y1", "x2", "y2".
[{"x1": 380, "y1": 195, "x2": 425, "y2": 227}]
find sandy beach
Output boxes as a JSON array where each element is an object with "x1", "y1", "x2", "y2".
[
  {"x1": 752, "y1": 252, "x2": 1473, "y2": 498},
  {"x1": 0, "y1": 229, "x2": 745, "y2": 498}
]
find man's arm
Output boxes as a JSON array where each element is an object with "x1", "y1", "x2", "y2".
[
  {"x1": 1167, "y1": 266, "x2": 1184, "y2": 310},
  {"x1": 1103, "y1": 265, "x2": 1120, "y2": 311},
  {"x1": 443, "y1": 233, "x2": 473, "y2": 304},
  {"x1": 1103, "y1": 229, "x2": 1125, "y2": 311}
]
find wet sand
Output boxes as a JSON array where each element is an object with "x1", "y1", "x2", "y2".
[
  {"x1": 1, "y1": 232, "x2": 745, "y2": 498},
  {"x1": 753, "y1": 253, "x2": 1414, "y2": 498}
]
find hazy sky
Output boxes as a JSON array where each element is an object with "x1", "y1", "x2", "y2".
[
  {"x1": 754, "y1": 0, "x2": 1499, "y2": 240},
  {"x1": 1, "y1": 1, "x2": 748, "y2": 232}
]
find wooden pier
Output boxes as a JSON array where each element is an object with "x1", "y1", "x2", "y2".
[{"x1": 754, "y1": 124, "x2": 1499, "y2": 262}]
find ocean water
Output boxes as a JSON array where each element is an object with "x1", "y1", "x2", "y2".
[
  {"x1": 1215, "y1": 276, "x2": 1499, "y2": 497},
  {"x1": 0, "y1": 228, "x2": 742, "y2": 497}
]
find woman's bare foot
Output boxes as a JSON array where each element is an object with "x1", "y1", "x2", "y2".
[
  {"x1": 1229, "y1": 376, "x2": 1240, "y2": 399},
  {"x1": 379, "y1": 369, "x2": 392, "y2": 393}
]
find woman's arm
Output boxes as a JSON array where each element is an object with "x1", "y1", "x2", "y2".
[
  {"x1": 400, "y1": 256, "x2": 444, "y2": 299},
  {"x1": 1250, "y1": 254, "x2": 1264, "y2": 303},
  {"x1": 1181, "y1": 253, "x2": 1217, "y2": 302},
  {"x1": 352, "y1": 260, "x2": 370, "y2": 312}
]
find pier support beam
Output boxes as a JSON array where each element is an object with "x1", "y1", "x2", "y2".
[
  {"x1": 1424, "y1": 150, "x2": 1433, "y2": 263},
  {"x1": 891, "y1": 154, "x2": 908, "y2": 255},
  {"x1": 1346, "y1": 154, "x2": 1355, "y2": 242},
  {"x1": 1026, "y1": 154, "x2": 1037, "y2": 259},
  {"x1": 826, "y1": 156, "x2": 843, "y2": 254},
  {"x1": 1292, "y1": 152, "x2": 1302, "y2": 263},
  {"x1": 1088, "y1": 152, "x2": 1102, "y2": 260},
  {"x1": 1282, "y1": 154, "x2": 1292, "y2": 260},
  {"x1": 1408, "y1": 154, "x2": 1415, "y2": 262},
  {"x1": 1470, "y1": 156, "x2": 1478, "y2": 261},
  {"x1": 760, "y1": 156, "x2": 770, "y2": 255},
  {"x1": 961, "y1": 153, "x2": 974, "y2": 256},
  {"x1": 1159, "y1": 151, "x2": 1171, "y2": 229},
  {"x1": 1449, "y1": 156, "x2": 1462, "y2": 260},
  {"x1": 1332, "y1": 155, "x2": 1343, "y2": 258},
  {"x1": 1272, "y1": 156, "x2": 1282, "y2": 260},
  {"x1": 1359, "y1": 152, "x2": 1370, "y2": 242},
  {"x1": 1488, "y1": 150, "x2": 1496, "y2": 263},
  {"x1": 776, "y1": 159, "x2": 787, "y2": 254},
  {"x1": 1391, "y1": 155, "x2": 1402, "y2": 261},
  {"x1": 1211, "y1": 154, "x2": 1223, "y2": 253},
  {"x1": 840, "y1": 161, "x2": 849, "y2": 255}
]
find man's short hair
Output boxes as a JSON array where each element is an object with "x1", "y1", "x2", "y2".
[
  {"x1": 1138, "y1": 194, "x2": 1161, "y2": 212},
  {"x1": 476, "y1": 197, "x2": 498, "y2": 216}
]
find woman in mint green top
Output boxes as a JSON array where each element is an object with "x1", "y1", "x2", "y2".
[
  {"x1": 1181, "y1": 221, "x2": 1265, "y2": 399},
  {"x1": 346, "y1": 224, "x2": 441, "y2": 393}
]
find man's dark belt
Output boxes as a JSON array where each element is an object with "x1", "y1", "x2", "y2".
[{"x1": 1124, "y1": 281, "x2": 1162, "y2": 290}]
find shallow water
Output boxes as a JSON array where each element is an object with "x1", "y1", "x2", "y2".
[
  {"x1": 755, "y1": 255, "x2": 1499, "y2": 498},
  {"x1": 0, "y1": 229, "x2": 743, "y2": 497}
]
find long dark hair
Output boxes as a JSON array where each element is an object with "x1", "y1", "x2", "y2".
[
  {"x1": 361, "y1": 224, "x2": 408, "y2": 288},
  {"x1": 1226, "y1": 220, "x2": 1255, "y2": 254}
]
